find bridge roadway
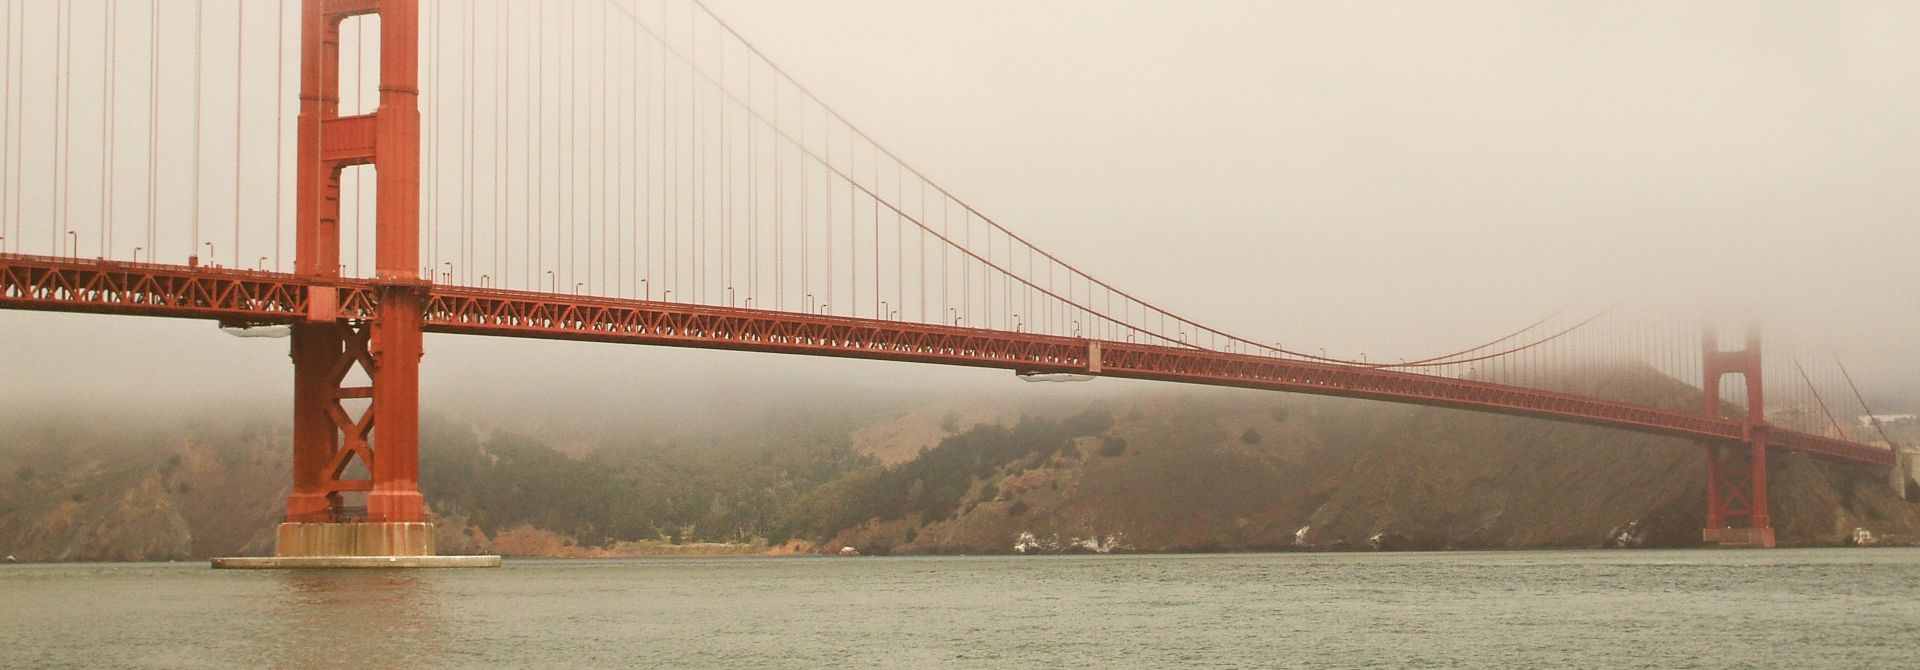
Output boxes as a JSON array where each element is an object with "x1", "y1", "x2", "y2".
[{"x1": 0, "y1": 252, "x2": 1892, "y2": 468}]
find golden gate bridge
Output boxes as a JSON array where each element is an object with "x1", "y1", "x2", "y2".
[{"x1": 0, "y1": 0, "x2": 1905, "y2": 559}]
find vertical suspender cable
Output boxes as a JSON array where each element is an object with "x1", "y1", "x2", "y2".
[
  {"x1": 463, "y1": 2, "x2": 474, "y2": 284},
  {"x1": 764, "y1": 60, "x2": 771, "y2": 307},
  {"x1": 503, "y1": 0, "x2": 510, "y2": 287},
  {"x1": 564, "y1": 0, "x2": 574, "y2": 289},
  {"x1": 642, "y1": 25, "x2": 652, "y2": 298},
  {"x1": 606, "y1": 1, "x2": 620, "y2": 296},
  {"x1": 0, "y1": 0, "x2": 10, "y2": 253},
  {"x1": 233, "y1": 0, "x2": 243, "y2": 267},
  {"x1": 275, "y1": 0, "x2": 285, "y2": 270},
  {"x1": 576, "y1": 0, "x2": 591, "y2": 291},
  {"x1": 871, "y1": 145, "x2": 878, "y2": 318},
  {"x1": 145, "y1": 0, "x2": 158, "y2": 259},
  {"x1": 524, "y1": 0, "x2": 534, "y2": 289},
  {"x1": 896, "y1": 161, "x2": 902, "y2": 319},
  {"x1": 797, "y1": 95, "x2": 805, "y2": 306},
  {"x1": 824, "y1": 117, "x2": 832, "y2": 312},
  {"x1": 534, "y1": 0, "x2": 543, "y2": 288},
  {"x1": 103, "y1": 0, "x2": 118, "y2": 258},
  {"x1": 3, "y1": 0, "x2": 16, "y2": 253},
  {"x1": 0, "y1": 0, "x2": 8, "y2": 253},
  {"x1": 667, "y1": 3, "x2": 678, "y2": 298},
  {"x1": 192, "y1": 0, "x2": 203, "y2": 260},
  {"x1": 746, "y1": 48, "x2": 754, "y2": 304},
  {"x1": 721, "y1": 13, "x2": 725, "y2": 299},
  {"x1": 425, "y1": 0, "x2": 435, "y2": 278},
  {"x1": 53, "y1": 0, "x2": 67, "y2": 254},
  {"x1": 598, "y1": 0, "x2": 609, "y2": 294},
  {"x1": 702, "y1": 11, "x2": 710, "y2": 299},
  {"x1": 739, "y1": 39, "x2": 751, "y2": 303}
]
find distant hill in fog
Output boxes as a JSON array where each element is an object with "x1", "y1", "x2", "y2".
[{"x1": 1, "y1": 367, "x2": 1915, "y2": 561}]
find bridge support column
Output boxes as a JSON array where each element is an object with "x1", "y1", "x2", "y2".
[
  {"x1": 1699, "y1": 327, "x2": 1775, "y2": 548},
  {"x1": 248, "y1": 0, "x2": 472, "y2": 566}
]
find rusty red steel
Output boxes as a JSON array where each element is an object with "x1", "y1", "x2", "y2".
[{"x1": 2, "y1": 251, "x2": 1894, "y2": 476}]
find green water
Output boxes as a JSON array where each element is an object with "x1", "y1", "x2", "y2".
[{"x1": 3, "y1": 549, "x2": 1917, "y2": 668}]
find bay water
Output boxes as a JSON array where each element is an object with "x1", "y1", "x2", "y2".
[{"x1": 4, "y1": 549, "x2": 1917, "y2": 668}]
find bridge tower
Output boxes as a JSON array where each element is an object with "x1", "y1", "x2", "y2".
[
  {"x1": 1700, "y1": 326, "x2": 1775, "y2": 548},
  {"x1": 279, "y1": 0, "x2": 432, "y2": 557}
]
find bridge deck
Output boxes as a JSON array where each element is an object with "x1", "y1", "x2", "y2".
[{"x1": 0, "y1": 253, "x2": 1891, "y2": 467}]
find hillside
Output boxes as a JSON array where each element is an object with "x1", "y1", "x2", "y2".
[
  {"x1": 821, "y1": 365, "x2": 1920, "y2": 553},
  {"x1": 1, "y1": 367, "x2": 1915, "y2": 561}
]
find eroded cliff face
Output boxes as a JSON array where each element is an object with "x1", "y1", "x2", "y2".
[{"x1": 827, "y1": 369, "x2": 1920, "y2": 554}]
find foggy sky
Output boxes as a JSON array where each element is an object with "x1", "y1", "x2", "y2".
[{"x1": 3, "y1": 1, "x2": 1915, "y2": 416}]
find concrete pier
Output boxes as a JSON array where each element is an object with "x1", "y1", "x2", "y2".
[
  {"x1": 1702, "y1": 527, "x2": 1777, "y2": 548},
  {"x1": 212, "y1": 555, "x2": 500, "y2": 569},
  {"x1": 211, "y1": 522, "x2": 500, "y2": 569}
]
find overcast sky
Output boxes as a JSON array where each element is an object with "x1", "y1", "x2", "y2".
[{"x1": 2, "y1": 0, "x2": 1914, "y2": 415}]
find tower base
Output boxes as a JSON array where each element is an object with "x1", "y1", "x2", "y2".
[
  {"x1": 210, "y1": 522, "x2": 499, "y2": 569},
  {"x1": 1702, "y1": 526, "x2": 1777, "y2": 548}
]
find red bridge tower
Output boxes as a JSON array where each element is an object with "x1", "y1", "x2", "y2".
[
  {"x1": 1700, "y1": 327, "x2": 1776, "y2": 548},
  {"x1": 278, "y1": 0, "x2": 433, "y2": 557}
]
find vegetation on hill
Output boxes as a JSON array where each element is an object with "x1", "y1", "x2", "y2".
[
  {"x1": 773, "y1": 409, "x2": 1115, "y2": 543},
  {"x1": 2, "y1": 365, "x2": 1915, "y2": 561},
  {"x1": 421, "y1": 410, "x2": 872, "y2": 547}
]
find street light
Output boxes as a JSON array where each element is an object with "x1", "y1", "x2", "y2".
[
  {"x1": 259, "y1": 256, "x2": 269, "y2": 270},
  {"x1": 545, "y1": 270, "x2": 556, "y2": 293},
  {"x1": 204, "y1": 241, "x2": 214, "y2": 265},
  {"x1": 132, "y1": 246, "x2": 143, "y2": 263},
  {"x1": 68, "y1": 231, "x2": 79, "y2": 257}
]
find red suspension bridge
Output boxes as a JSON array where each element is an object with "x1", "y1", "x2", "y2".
[{"x1": 0, "y1": 0, "x2": 1904, "y2": 555}]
